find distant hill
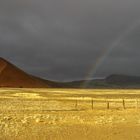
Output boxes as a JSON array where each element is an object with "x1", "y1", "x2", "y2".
[
  {"x1": 106, "y1": 74, "x2": 140, "y2": 84},
  {"x1": 59, "y1": 74, "x2": 140, "y2": 89},
  {"x1": 105, "y1": 74, "x2": 140, "y2": 88}
]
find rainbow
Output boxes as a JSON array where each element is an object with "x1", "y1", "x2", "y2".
[{"x1": 83, "y1": 20, "x2": 140, "y2": 87}]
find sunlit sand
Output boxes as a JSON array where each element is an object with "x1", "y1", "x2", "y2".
[{"x1": 0, "y1": 88, "x2": 140, "y2": 140}]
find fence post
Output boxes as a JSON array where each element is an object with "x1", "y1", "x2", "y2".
[
  {"x1": 75, "y1": 99, "x2": 78, "y2": 110},
  {"x1": 107, "y1": 100, "x2": 110, "y2": 109},
  {"x1": 122, "y1": 99, "x2": 126, "y2": 109},
  {"x1": 91, "y1": 98, "x2": 94, "y2": 110}
]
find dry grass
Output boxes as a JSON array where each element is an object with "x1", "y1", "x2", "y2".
[{"x1": 0, "y1": 88, "x2": 140, "y2": 140}]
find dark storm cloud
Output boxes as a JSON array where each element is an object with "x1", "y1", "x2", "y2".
[{"x1": 0, "y1": 0, "x2": 140, "y2": 81}]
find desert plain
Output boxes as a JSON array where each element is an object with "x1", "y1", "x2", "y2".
[{"x1": 0, "y1": 88, "x2": 140, "y2": 140}]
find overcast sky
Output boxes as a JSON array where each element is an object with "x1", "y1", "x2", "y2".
[{"x1": 0, "y1": 0, "x2": 140, "y2": 81}]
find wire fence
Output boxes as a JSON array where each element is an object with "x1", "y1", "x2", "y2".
[
  {"x1": 72, "y1": 98, "x2": 140, "y2": 110},
  {"x1": 0, "y1": 98, "x2": 140, "y2": 111}
]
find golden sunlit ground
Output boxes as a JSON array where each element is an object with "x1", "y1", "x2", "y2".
[{"x1": 0, "y1": 88, "x2": 140, "y2": 140}]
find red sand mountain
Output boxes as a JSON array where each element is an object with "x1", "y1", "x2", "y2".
[{"x1": 0, "y1": 57, "x2": 52, "y2": 88}]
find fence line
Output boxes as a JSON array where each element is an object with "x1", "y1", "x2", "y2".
[
  {"x1": 5, "y1": 98, "x2": 140, "y2": 111},
  {"x1": 71, "y1": 98, "x2": 140, "y2": 110},
  {"x1": 44, "y1": 98, "x2": 140, "y2": 110}
]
